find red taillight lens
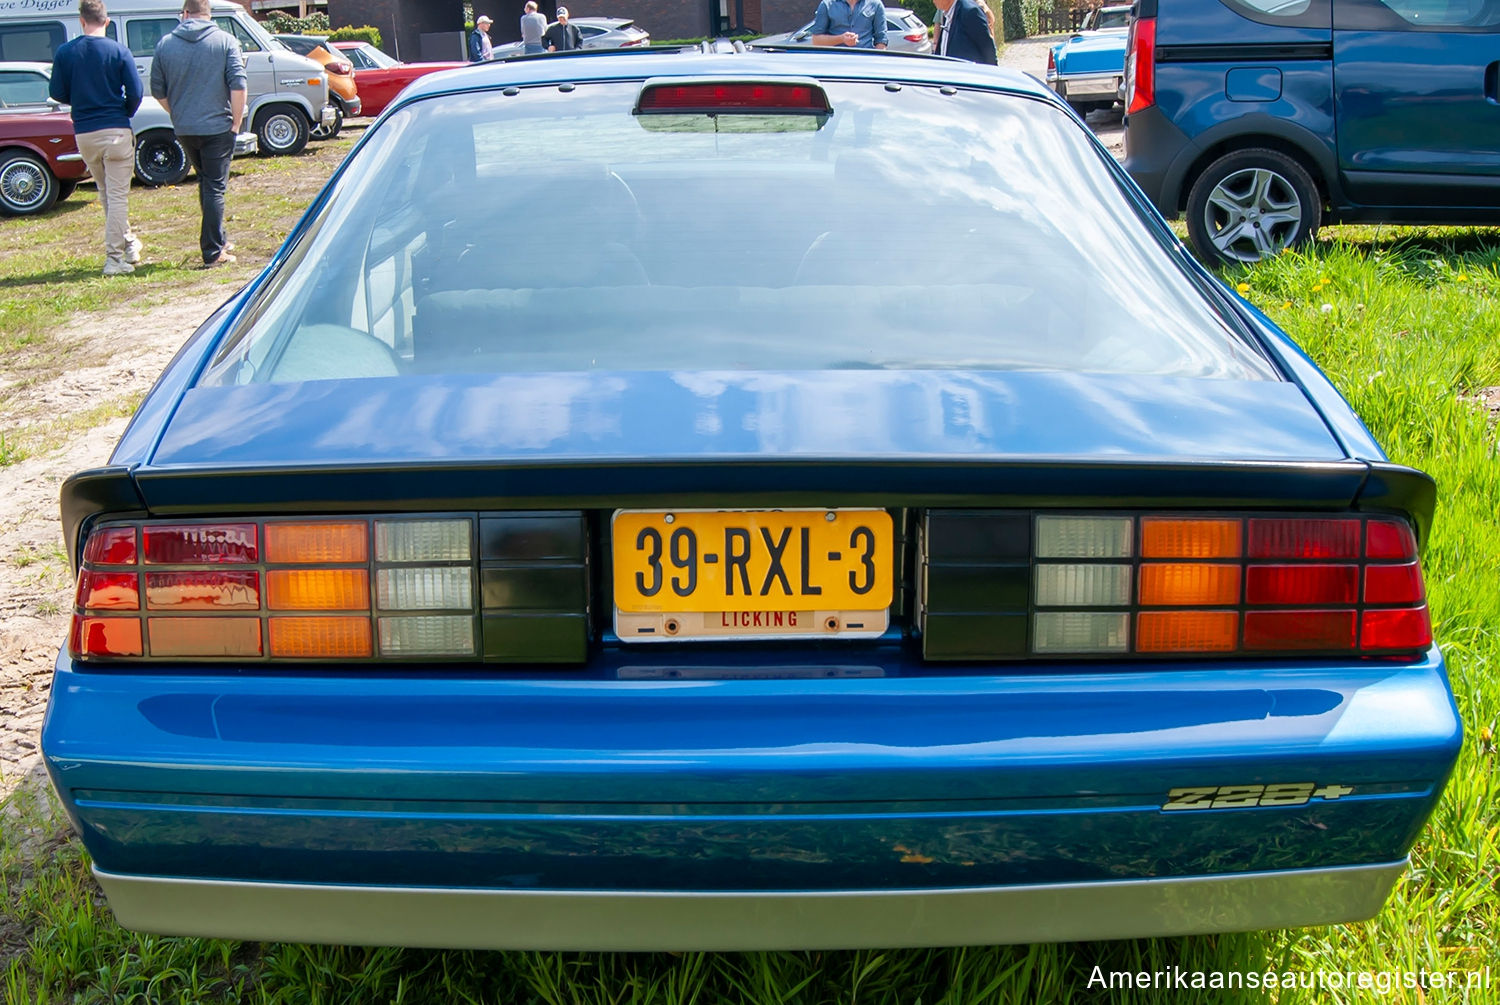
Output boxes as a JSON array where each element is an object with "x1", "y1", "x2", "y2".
[
  {"x1": 1124, "y1": 16, "x2": 1155, "y2": 115},
  {"x1": 1246, "y1": 565, "x2": 1358, "y2": 605},
  {"x1": 83, "y1": 525, "x2": 136, "y2": 564},
  {"x1": 144, "y1": 523, "x2": 257, "y2": 564},
  {"x1": 1249, "y1": 517, "x2": 1360, "y2": 559},
  {"x1": 906, "y1": 32, "x2": 926, "y2": 42},
  {"x1": 1047, "y1": 47, "x2": 1056, "y2": 72},
  {"x1": 328, "y1": 59, "x2": 353, "y2": 75},
  {"x1": 1361, "y1": 607, "x2": 1432, "y2": 650},
  {"x1": 72, "y1": 616, "x2": 143, "y2": 657},
  {"x1": 76, "y1": 569, "x2": 140, "y2": 611},
  {"x1": 1366, "y1": 517, "x2": 1417, "y2": 559}
]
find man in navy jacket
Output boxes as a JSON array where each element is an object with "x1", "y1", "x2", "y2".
[
  {"x1": 933, "y1": 0, "x2": 997, "y2": 64},
  {"x1": 469, "y1": 15, "x2": 495, "y2": 61},
  {"x1": 49, "y1": 0, "x2": 143, "y2": 275}
]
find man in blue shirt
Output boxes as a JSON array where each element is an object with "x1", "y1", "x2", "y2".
[
  {"x1": 49, "y1": 0, "x2": 143, "y2": 275},
  {"x1": 811, "y1": 0, "x2": 888, "y2": 48}
]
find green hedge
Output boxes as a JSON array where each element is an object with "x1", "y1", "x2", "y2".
[
  {"x1": 328, "y1": 24, "x2": 383, "y2": 48},
  {"x1": 1000, "y1": 0, "x2": 1027, "y2": 38},
  {"x1": 1022, "y1": 0, "x2": 1043, "y2": 33},
  {"x1": 262, "y1": 9, "x2": 330, "y2": 34},
  {"x1": 905, "y1": 0, "x2": 938, "y2": 27}
]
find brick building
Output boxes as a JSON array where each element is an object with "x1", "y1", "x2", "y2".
[{"x1": 328, "y1": 0, "x2": 814, "y2": 60}]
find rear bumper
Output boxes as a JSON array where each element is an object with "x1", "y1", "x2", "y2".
[
  {"x1": 1054, "y1": 73, "x2": 1122, "y2": 103},
  {"x1": 1122, "y1": 103, "x2": 1197, "y2": 215},
  {"x1": 96, "y1": 859, "x2": 1408, "y2": 951},
  {"x1": 44, "y1": 647, "x2": 1459, "y2": 945}
]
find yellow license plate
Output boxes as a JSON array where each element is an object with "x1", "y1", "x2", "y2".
[{"x1": 612, "y1": 509, "x2": 893, "y2": 641}]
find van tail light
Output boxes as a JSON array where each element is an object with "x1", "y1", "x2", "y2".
[
  {"x1": 70, "y1": 513, "x2": 590, "y2": 664},
  {"x1": 921, "y1": 511, "x2": 1431, "y2": 660},
  {"x1": 1124, "y1": 15, "x2": 1155, "y2": 115}
]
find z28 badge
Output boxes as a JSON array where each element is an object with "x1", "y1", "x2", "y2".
[{"x1": 1162, "y1": 783, "x2": 1354, "y2": 811}]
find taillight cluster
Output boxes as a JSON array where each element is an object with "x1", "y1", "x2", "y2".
[
  {"x1": 1124, "y1": 16, "x2": 1155, "y2": 114},
  {"x1": 70, "y1": 513, "x2": 589, "y2": 664},
  {"x1": 921, "y1": 511, "x2": 1431, "y2": 661}
]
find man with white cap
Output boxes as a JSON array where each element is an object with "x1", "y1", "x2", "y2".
[
  {"x1": 544, "y1": 7, "x2": 582, "y2": 51},
  {"x1": 468, "y1": 14, "x2": 494, "y2": 61}
]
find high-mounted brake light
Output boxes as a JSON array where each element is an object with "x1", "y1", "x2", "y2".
[
  {"x1": 1124, "y1": 16, "x2": 1155, "y2": 115},
  {"x1": 921, "y1": 511, "x2": 1432, "y2": 660},
  {"x1": 636, "y1": 78, "x2": 832, "y2": 114}
]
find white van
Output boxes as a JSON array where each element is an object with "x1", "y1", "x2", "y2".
[{"x1": 0, "y1": 0, "x2": 333, "y2": 156}]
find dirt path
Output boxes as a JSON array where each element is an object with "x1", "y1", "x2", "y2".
[{"x1": 0, "y1": 290, "x2": 232, "y2": 799}]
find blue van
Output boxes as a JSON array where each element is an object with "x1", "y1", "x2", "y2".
[{"x1": 1121, "y1": 0, "x2": 1500, "y2": 265}]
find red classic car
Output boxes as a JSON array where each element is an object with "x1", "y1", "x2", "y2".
[
  {"x1": 0, "y1": 105, "x2": 88, "y2": 216},
  {"x1": 329, "y1": 41, "x2": 466, "y2": 119}
]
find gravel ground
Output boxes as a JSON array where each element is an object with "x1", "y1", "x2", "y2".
[{"x1": 999, "y1": 33, "x2": 1125, "y2": 158}]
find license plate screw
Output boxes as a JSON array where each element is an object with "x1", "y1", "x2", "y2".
[
  {"x1": 825, "y1": 511, "x2": 836, "y2": 522},
  {"x1": 664, "y1": 513, "x2": 675, "y2": 524},
  {"x1": 664, "y1": 618, "x2": 681, "y2": 635},
  {"x1": 823, "y1": 616, "x2": 840, "y2": 632}
]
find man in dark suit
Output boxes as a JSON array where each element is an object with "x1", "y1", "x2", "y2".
[{"x1": 932, "y1": 0, "x2": 997, "y2": 64}]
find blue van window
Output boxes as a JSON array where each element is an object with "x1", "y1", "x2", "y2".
[
  {"x1": 1227, "y1": 0, "x2": 1312, "y2": 14},
  {"x1": 1215, "y1": 0, "x2": 1329, "y2": 28},
  {"x1": 1336, "y1": 0, "x2": 1500, "y2": 29}
]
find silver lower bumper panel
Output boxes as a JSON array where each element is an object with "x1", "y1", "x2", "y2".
[{"x1": 95, "y1": 859, "x2": 1407, "y2": 951}]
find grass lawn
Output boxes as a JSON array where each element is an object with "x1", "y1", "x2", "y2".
[{"x1": 1, "y1": 132, "x2": 1497, "y2": 1001}]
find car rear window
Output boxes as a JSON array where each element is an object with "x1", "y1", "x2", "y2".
[{"x1": 200, "y1": 79, "x2": 1276, "y2": 385}]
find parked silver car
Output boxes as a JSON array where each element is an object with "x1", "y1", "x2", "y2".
[
  {"x1": 0, "y1": 61, "x2": 256, "y2": 185},
  {"x1": 752, "y1": 7, "x2": 933, "y2": 53},
  {"x1": 0, "y1": 60, "x2": 192, "y2": 184},
  {"x1": 492, "y1": 17, "x2": 650, "y2": 57}
]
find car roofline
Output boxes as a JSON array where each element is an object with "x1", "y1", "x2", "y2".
[{"x1": 397, "y1": 46, "x2": 1052, "y2": 106}]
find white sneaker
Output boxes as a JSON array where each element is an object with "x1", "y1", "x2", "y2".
[
  {"x1": 103, "y1": 261, "x2": 136, "y2": 276},
  {"x1": 124, "y1": 236, "x2": 143, "y2": 265}
]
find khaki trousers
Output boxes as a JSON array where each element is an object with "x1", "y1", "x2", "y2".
[{"x1": 75, "y1": 128, "x2": 136, "y2": 267}]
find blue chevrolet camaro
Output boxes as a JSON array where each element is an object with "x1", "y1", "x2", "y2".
[{"x1": 43, "y1": 43, "x2": 1459, "y2": 951}]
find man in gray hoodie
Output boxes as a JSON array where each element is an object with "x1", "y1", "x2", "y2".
[{"x1": 150, "y1": 0, "x2": 245, "y2": 266}]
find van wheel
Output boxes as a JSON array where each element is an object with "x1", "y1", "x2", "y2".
[
  {"x1": 255, "y1": 107, "x2": 310, "y2": 156},
  {"x1": 135, "y1": 130, "x2": 190, "y2": 186},
  {"x1": 310, "y1": 103, "x2": 343, "y2": 141},
  {"x1": 1186, "y1": 148, "x2": 1320, "y2": 266},
  {"x1": 0, "y1": 151, "x2": 58, "y2": 216}
]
